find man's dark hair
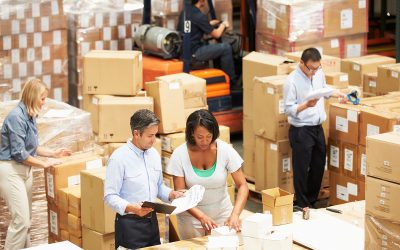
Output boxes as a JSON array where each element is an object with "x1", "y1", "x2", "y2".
[
  {"x1": 301, "y1": 48, "x2": 321, "y2": 63},
  {"x1": 130, "y1": 109, "x2": 160, "y2": 135},
  {"x1": 191, "y1": 0, "x2": 200, "y2": 5},
  {"x1": 185, "y1": 109, "x2": 220, "y2": 146}
]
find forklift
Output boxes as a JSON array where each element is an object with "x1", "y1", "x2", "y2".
[{"x1": 133, "y1": 0, "x2": 254, "y2": 132}]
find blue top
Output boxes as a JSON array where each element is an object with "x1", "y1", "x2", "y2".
[
  {"x1": 284, "y1": 65, "x2": 331, "y2": 127},
  {"x1": 0, "y1": 102, "x2": 38, "y2": 162},
  {"x1": 177, "y1": 5, "x2": 214, "y2": 52},
  {"x1": 104, "y1": 140, "x2": 172, "y2": 216}
]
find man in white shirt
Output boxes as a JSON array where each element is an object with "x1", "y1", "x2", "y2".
[{"x1": 284, "y1": 48, "x2": 346, "y2": 208}]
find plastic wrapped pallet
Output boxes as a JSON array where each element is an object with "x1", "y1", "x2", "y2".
[
  {"x1": 0, "y1": 0, "x2": 68, "y2": 103},
  {"x1": 200, "y1": 0, "x2": 233, "y2": 31},
  {"x1": 64, "y1": 0, "x2": 143, "y2": 107},
  {"x1": 0, "y1": 98, "x2": 94, "y2": 247},
  {"x1": 152, "y1": 0, "x2": 183, "y2": 16}
]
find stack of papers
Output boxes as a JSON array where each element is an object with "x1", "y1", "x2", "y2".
[{"x1": 304, "y1": 88, "x2": 333, "y2": 101}]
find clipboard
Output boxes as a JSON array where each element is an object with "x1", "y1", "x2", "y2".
[{"x1": 142, "y1": 201, "x2": 176, "y2": 214}]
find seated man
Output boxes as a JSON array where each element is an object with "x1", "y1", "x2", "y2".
[{"x1": 178, "y1": 0, "x2": 236, "y2": 84}]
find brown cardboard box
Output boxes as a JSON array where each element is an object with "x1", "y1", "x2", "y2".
[
  {"x1": 357, "y1": 145, "x2": 366, "y2": 182},
  {"x1": 163, "y1": 172, "x2": 174, "y2": 189},
  {"x1": 82, "y1": 226, "x2": 115, "y2": 250},
  {"x1": 285, "y1": 52, "x2": 341, "y2": 73},
  {"x1": 47, "y1": 200, "x2": 60, "y2": 240},
  {"x1": 325, "y1": 72, "x2": 349, "y2": 88},
  {"x1": 327, "y1": 138, "x2": 341, "y2": 173},
  {"x1": 105, "y1": 143, "x2": 125, "y2": 157},
  {"x1": 161, "y1": 151, "x2": 172, "y2": 171},
  {"x1": 341, "y1": 142, "x2": 358, "y2": 179},
  {"x1": 154, "y1": 138, "x2": 162, "y2": 155},
  {"x1": 366, "y1": 176, "x2": 400, "y2": 222},
  {"x1": 341, "y1": 55, "x2": 395, "y2": 86},
  {"x1": 252, "y1": 75, "x2": 289, "y2": 141},
  {"x1": 156, "y1": 73, "x2": 207, "y2": 109},
  {"x1": 59, "y1": 208, "x2": 68, "y2": 231},
  {"x1": 146, "y1": 80, "x2": 185, "y2": 134},
  {"x1": 242, "y1": 52, "x2": 294, "y2": 92},
  {"x1": 261, "y1": 188, "x2": 294, "y2": 226},
  {"x1": 45, "y1": 153, "x2": 103, "y2": 205},
  {"x1": 68, "y1": 185, "x2": 81, "y2": 218},
  {"x1": 243, "y1": 87, "x2": 253, "y2": 118},
  {"x1": 365, "y1": 214, "x2": 400, "y2": 249},
  {"x1": 160, "y1": 132, "x2": 186, "y2": 153},
  {"x1": 69, "y1": 235, "x2": 82, "y2": 247},
  {"x1": 255, "y1": 137, "x2": 293, "y2": 192},
  {"x1": 91, "y1": 95, "x2": 154, "y2": 142},
  {"x1": 60, "y1": 229, "x2": 69, "y2": 241},
  {"x1": 83, "y1": 50, "x2": 142, "y2": 95},
  {"x1": 243, "y1": 118, "x2": 256, "y2": 180},
  {"x1": 363, "y1": 72, "x2": 378, "y2": 95},
  {"x1": 58, "y1": 187, "x2": 69, "y2": 213},
  {"x1": 366, "y1": 132, "x2": 400, "y2": 184},
  {"x1": 219, "y1": 125, "x2": 230, "y2": 144},
  {"x1": 68, "y1": 213, "x2": 82, "y2": 238},
  {"x1": 359, "y1": 109, "x2": 400, "y2": 146},
  {"x1": 376, "y1": 64, "x2": 400, "y2": 95},
  {"x1": 152, "y1": 0, "x2": 183, "y2": 15},
  {"x1": 184, "y1": 106, "x2": 208, "y2": 121},
  {"x1": 358, "y1": 179, "x2": 365, "y2": 201},
  {"x1": 256, "y1": 0, "x2": 323, "y2": 41},
  {"x1": 81, "y1": 167, "x2": 115, "y2": 234},
  {"x1": 329, "y1": 103, "x2": 361, "y2": 145},
  {"x1": 324, "y1": 0, "x2": 368, "y2": 38},
  {"x1": 0, "y1": 16, "x2": 67, "y2": 38},
  {"x1": 329, "y1": 172, "x2": 360, "y2": 205}
]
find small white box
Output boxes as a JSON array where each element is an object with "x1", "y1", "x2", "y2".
[
  {"x1": 206, "y1": 236, "x2": 239, "y2": 250},
  {"x1": 242, "y1": 213, "x2": 273, "y2": 238},
  {"x1": 243, "y1": 230, "x2": 292, "y2": 250},
  {"x1": 211, "y1": 226, "x2": 237, "y2": 236}
]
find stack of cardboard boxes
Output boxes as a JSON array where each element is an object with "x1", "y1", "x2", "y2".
[
  {"x1": 0, "y1": 0, "x2": 68, "y2": 102},
  {"x1": 64, "y1": 3, "x2": 143, "y2": 107},
  {"x1": 365, "y1": 132, "x2": 400, "y2": 249},
  {"x1": 256, "y1": 0, "x2": 367, "y2": 58},
  {"x1": 152, "y1": 0, "x2": 182, "y2": 31},
  {"x1": 242, "y1": 52, "x2": 296, "y2": 191},
  {"x1": 46, "y1": 152, "x2": 104, "y2": 245}
]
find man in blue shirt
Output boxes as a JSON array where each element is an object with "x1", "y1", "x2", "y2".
[
  {"x1": 284, "y1": 48, "x2": 346, "y2": 208},
  {"x1": 177, "y1": 0, "x2": 236, "y2": 84},
  {"x1": 104, "y1": 109, "x2": 184, "y2": 249}
]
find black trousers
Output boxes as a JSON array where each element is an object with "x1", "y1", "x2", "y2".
[
  {"x1": 289, "y1": 125, "x2": 326, "y2": 208},
  {"x1": 115, "y1": 212, "x2": 160, "y2": 250}
]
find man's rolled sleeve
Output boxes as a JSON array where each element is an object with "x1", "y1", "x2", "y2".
[
  {"x1": 104, "y1": 158, "x2": 130, "y2": 215},
  {"x1": 284, "y1": 80, "x2": 299, "y2": 118}
]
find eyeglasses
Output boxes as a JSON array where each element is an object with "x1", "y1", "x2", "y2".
[{"x1": 304, "y1": 63, "x2": 322, "y2": 73}]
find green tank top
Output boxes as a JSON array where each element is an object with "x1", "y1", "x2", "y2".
[{"x1": 192, "y1": 161, "x2": 217, "y2": 177}]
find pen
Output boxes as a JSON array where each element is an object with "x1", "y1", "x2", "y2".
[{"x1": 326, "y1": 208, "x2": 342, "y2": 214}]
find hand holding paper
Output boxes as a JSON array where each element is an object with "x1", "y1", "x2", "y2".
[
  {"x1": 304, "y1": 88, "x2": 333, "y2": 101},
  {"x1": 171, "y1": 185, "x2": 205, "y2": 215}
]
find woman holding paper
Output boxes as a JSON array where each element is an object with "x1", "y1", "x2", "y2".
[
  {"x1": 0, "y1": 79, "x2": 71, "y2": 250},
  {"x1": 166, "y1": 109, "x2": 249, "y2": 240}
]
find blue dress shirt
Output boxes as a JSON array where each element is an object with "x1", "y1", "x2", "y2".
[{"x1": 104, "y1": 140, "x2": 172, "y2": 215}]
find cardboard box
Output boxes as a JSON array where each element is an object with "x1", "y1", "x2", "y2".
[
  {"x1": 261, "y1": 188, "x2": 294, "y2": 225},
  {"x1": 45, "y1": 153, "x2": 103, "y2": 205},
  {"x1": 328, "y1": 172, "x2": 360, "y2": 205},
  {"x1": 82, "y1": 226, "x2": 115, "y2": 250},
  {"x1": 363, "y1": 72, "x2": 378, "y2": 95},
  {"x1": 324, "y1": 0, "x2": 368, "y2": 38},
  {"x1": 154, "y1": 138, "x2": 162, "y2": 155},
  {"x1": 285, "y1": 52, "x2": 341, "y2": 73},
  {"x1": 365, "y1": 214, "x2": 400, "y2": 249},
  {"x1": 327, "y1": 139, "x2": 341, "y2": 173},
  {"x1": 359, "y1": 109, "x2": 400, "y2": 146},
  {"x1": 47, "y1": 200, "x2": 60, "y2": 240},
  {"x1": 256, "y1": 0, "x2": 323, "y2": 41},
  {"x1": 146, "y1": 80, "x2": 185, "y2": 134},
  {"x1": 59, "y1": 208, "x2": 68, "y2": 231},
  {"x1": 341, "y1": 142, "x2": 358, "y2": 179},
  {"x1": 252, "y1": 75, "x2": 289, "y2": 141},
  {"x1": 83, "y1": 50, "x2": 142, "y2": 95},
  {"x1": 58, "y1": 187, "x2": 69, "y2": 213},
  {"x1": 366, "y1": 132, "x2": 400, "y2": 184},
  {"x1": 341, "y1": 55, "x2": 395, "y2": 86},
  {"x1": 105, "y1": 142, "x2": 125, "y2": 157},
  {"x1": 69, "y1": 235, "x2": 82, "y2": 247},
  {"x1": 243, "y1": 118, "x2": 256, "y2": 180},
  {"x1": 60, "y1": 229, "x2": 69, "y2": 241},
  {"x1": 357, "y1": 145, "x2": 366, "y2": 182},
  {"x1": 160, "y1": 132, "x2": 185, "y2": 153},
  {"x1": 161, "y1": 151, "x2": 172, "y2": 171},
  {"x1": 163, "y1": 172, "x2": 174, "y2": 189},
  {"x1": 325, "y1": 72, "x2": 349, "y2": 88},
  {"x1": 91, "y1": 95, "x2": 154, "y2": 142},
  {"x1": 68, "y1": 185, "x2": 81, "y2": 218},
  {"x1": 376, "y1": 63, "x2": 400, "y2": 95},
  {"x1": 329, "y1": 103, "x2": 361, "y2": 145},
  {"x1": 81, "y1": 167, "x2": 115, "y2": 234},
  {"x1": 156, "y1": 73, "x2": 207, "y2": 109},
  {"x1": 366, "y1": 176, "x2": 400, "y2": 222},
  {"x1": 255, "y1": 137, "x2": 293, "y2": 192},
  {"x1": 68, "y1": 213, "x2": 82, "y2": 238},
  {"x1": 184, "y1": 106, "x2": 208, "y2": 121},
  {"x1": 219, "y1": 125, "x2": 230, "y2": 144}
]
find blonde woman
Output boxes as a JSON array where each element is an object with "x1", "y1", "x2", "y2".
[{"x1": 0, "y1": 79, "x2": 71, "y2": 250}]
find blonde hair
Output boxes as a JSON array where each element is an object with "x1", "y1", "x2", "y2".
[{"x1": 21, "y1": 78, "x2": 48, "y2": 117}]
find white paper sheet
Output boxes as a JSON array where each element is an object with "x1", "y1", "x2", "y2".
[
  {"x1": 304, "y1": 88, "x2": 333, "y2": 101},
  {"x1": 171, "y1": 185, "x2": 205, "y2": 214}
]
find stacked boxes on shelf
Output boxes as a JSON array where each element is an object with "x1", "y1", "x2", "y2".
[{"x1": 0, "y1": 0, "x2": 68, "y2": 102}]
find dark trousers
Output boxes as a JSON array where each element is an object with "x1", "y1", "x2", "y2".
[
  {"x1": 194, "y1": 42, "x2": 236, "y2": 83},
  {"x1": 115, "y1": 212, "x2": 160, "y2": 250},
  {"x1": 289, "y1": 125, "x2": 326, "y2": 208}
]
